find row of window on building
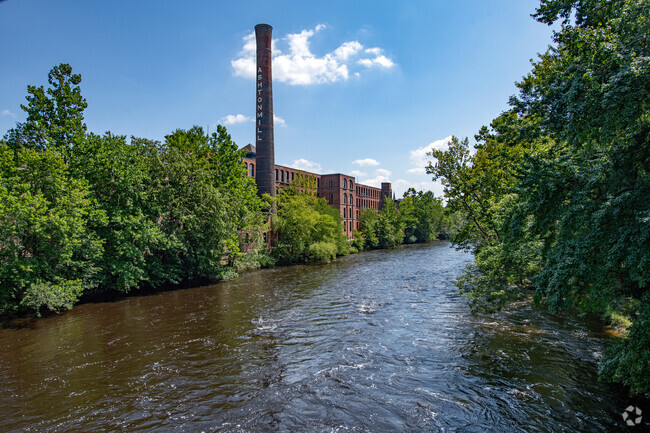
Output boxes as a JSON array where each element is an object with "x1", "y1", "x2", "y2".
[
  {"x1": 275, "y1": 168, "x2": 320, "y2": 187},
  {"x1": 356, "y1": 186, "x2": 380, "y2": 198},
  {"x1": 357, "y1": 198, "x2": 378, "y2": 209}
]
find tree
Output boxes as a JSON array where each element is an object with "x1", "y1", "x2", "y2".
[
  {"x1": 271, "y1": 188, "x2": 345, "y2": 263},
  {"x1": 5, "y1": 63, "x2": 87, "y2": 159},
  {"x1": 164, "y1": 125, "x2": 211, "y2": 156},
  {"x1": 1, "y1": 64, "x2": 268, "y2": 313},
  {"x1": 358, "y1": 209, "x2": 379, "y2": 249},
  {"x1": 427, "y1": 136, "x2": 499, "y2": 250},
  {"x1": 0, "y1": 145, "x2": 104, "y2": 315},
  {"x1": 433, "y1": 0, "x2": 649, "y2": 393},
  {"x1": 71, "y1": 129, "x2": 259, "y2": 292},
  {"x1": 400, "y1": 188, "x2": 445, "y2": 243},
  {"x1": 376, "y1": 197, "x2": 403, "y2": 248},
  {"x1": 208, "y1": 125, "x2": 262, "y2": 234},
  {"x1": 357, "y1": 198, "x2": 404, "y2": 249},
  {"x1": 164, "y1": 125, "x2": 264, "y2": 257}
]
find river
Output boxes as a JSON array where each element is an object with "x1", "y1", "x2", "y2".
[{"x1": 0, "y1": 242, "x2": 643, "y2": 431}]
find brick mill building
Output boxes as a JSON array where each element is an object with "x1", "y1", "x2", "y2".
[
  {"x1": 242, "y1": 144, "x2": 392, "y2": 238},
  {"x1": 246, "y1": 23, "x2": 392, "y2": 238}
]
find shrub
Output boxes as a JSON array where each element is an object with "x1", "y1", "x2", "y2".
[{"x1": 308, "y1": 242, "x2": 337, "y2": 263}]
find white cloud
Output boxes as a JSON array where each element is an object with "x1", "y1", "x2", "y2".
[
  {"x1": 231, "y1": 33, "x2": 257, "y2": 79},
  {"x1": 360, "y1": 168, "x2": 393, "y2": 187},
  {"x1": 392, "y1": 179, "x2": 440, "y2": 198},
  {"x1": 393, "y1": 179, "x2": 411, "y2": 195},
  {"x1": 353, "y1": 158, "x2": 380, "y2": 167},
  {"x1": 408, "y1": 135, "x2": 452, "y2": 174},
  {"x1": 350, "y1": 169, "x2": 367, "y2": 178},
  {"x1": 1, "y1": 109, "x2": 15, "y2": 116},
  {"x1": 365, "y1": 47, "x2": 382, "y2": 55},
  {"x1": 220, "y1": 114, "x2": 252, "y2": 125},
  {"x1": 333, "y1": 41, "x2": 363, "y2": 61},
  {"x1": 287, "y1": 27, "x2": 317, "y2": 57},
  {"x1": 290, "y1": 158, "x2": 323, "y2": 174},
  {"x1": 231, "y1": 25, "x2": 396, "y2": 86},
  {"x1": 406, "y1": 167, "x2": 426, "y2": 174},
  {"x1": 358, "y1": 55, "x2": 394, "y2": 69},
  {"x1": 219, "y1": 113, "x2": 285, "y2": 127},
  {"x1": 360, "y1": 174, "x2": 390, "y2": 188}
]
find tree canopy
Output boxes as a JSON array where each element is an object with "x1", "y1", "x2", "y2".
[{"x1": 0, "y1": 64, "x2": 265, "y2": 315}]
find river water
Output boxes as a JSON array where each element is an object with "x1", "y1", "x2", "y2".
[{"x1": 0, "y1": 242, "x2": 643, "y2": 432}]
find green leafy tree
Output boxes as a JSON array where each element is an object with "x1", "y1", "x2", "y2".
[
  {"x1": 427, "y1": 111, "x2": 546, "y2": 252},
  {"x1": 427, "y1": 111, "x2": 549, "y2": 312},
  {"x1": 272, "y1": 188, "x2": 345, "y2": 263},
  {"x1": 164, "y1": 126, "x2": 211, "y2": 156},
  {"x1": 358, "y1": 209, "x2": 379, "y2": 249},
  {"x1": 427, "y1": 136, "x2": 499, "y2": 250},
  {"x1": 0, "y1": 145, "x2": 104, "y2": 315},
  {"x1": 1, "y1": 64, "x2": 266, "y2": 312},
  {"x1": 164, "y1": 125, "x2": 264, "y2": 257},
  {"x1": 148, "y1": 140, "x2": 238, "y2": 282},
  {"x1": 70, "y1": 133, "x2": 175, "y2": 292},
  {"x1": 5, "y1": 63, "x2": 87, "y2": 159},
  {"x1": 400, "y1": 188, "x2": 445, "y2": 243},
  {"x1": 289, "y1": 172, "x2": 319, "y2": 195},
  {"x1": 357, "y1": 198, "x2": 404, "y2": 249},
  {"x1": 376, "y1": 197, "x2": 403, "y2": 248},
  {"x1": 71, "y1": 129, "x2": 258, "y2": 292},
  {"x1": 208, "y1": 125, "x2": 262, "y2": 234}
]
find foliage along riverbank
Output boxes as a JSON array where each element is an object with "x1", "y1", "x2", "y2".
[
  {"x1": 427, "y1": 0, "x2": 648, "y2": 395},
  {"x1": 0, "y1": 63, "x2": 458, "y2": 320}
]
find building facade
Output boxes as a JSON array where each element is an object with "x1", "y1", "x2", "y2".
[{"x1": 243, "y1": 144, "x2": 392, "y2": 238}]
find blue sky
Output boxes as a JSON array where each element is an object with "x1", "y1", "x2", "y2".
[{"x1": 0, "y1": 0, "x2": 555, "y2": 196}]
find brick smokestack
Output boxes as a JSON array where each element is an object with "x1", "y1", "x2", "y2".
[
  {"x1": 380, "y1": 182, "x2": 392, "y2": 210},
  {"x1": 255, "y1": 24, "x2": 276, "y2": 199}
]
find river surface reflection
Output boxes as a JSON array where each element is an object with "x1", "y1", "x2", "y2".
[{"x1": 0, "y1": 242, "x2": 641, "y2": 431}]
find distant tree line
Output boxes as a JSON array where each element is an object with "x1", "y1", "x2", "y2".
[
  {"x1": 427, "y1": 0, "x2": 649, "y2": 395},
  {"x1": 271, "y1": 180, "x2": 461, "y2": 263},
  {"x1": 353, "y1": 189, "x2": 462, "y2": 251}
]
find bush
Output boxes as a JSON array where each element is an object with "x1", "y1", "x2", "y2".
[
  {"x1": 257, "y1": 252, "x2": 276, "y2": 268},
  {"x1": 308, "y1": 242, "x2": 337, "y2": 263},
  {"x1": 234, "y1": 250, "x2": 276, "y2": 271},
  {"x1": 21, "y1": 280, "x2": 84, "y2": 316}
]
